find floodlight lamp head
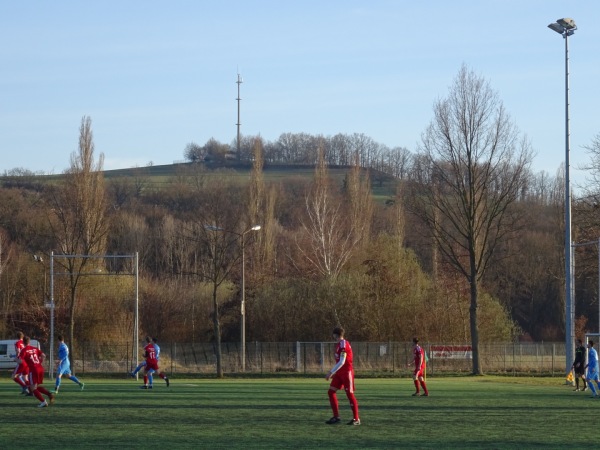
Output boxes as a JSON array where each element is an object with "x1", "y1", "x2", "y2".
[
  {"x1": 557, "y1": 18, "x2": 576, "y2": 30},
  {"x1": 548, "y1": 22, "x2": 564, "y2": 34},
  {"x1": 251, "y1": 225, "x2": 261, "y2": 231}
]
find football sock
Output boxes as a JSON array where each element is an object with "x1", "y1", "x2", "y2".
[
  {"x1": 38, "y1": 386, "x2": 51, "y2": 396},
  {"x1": 575, "y1": 378, "x2": 580, "y2": 389},
  {"x1": 148, "y1": 374, "x2": 153, "y2": 386},
  {"x1": 70, "y1": 375, "x2": 81, "y2": 384},
  {"x1": 420, "y1": 380, "x2": 429, "y2": 395},
  {"x1": 143, "y1": 375, "x2": 148, "y2": 385},
  {"x1": 55, "y1": 378, "x2": 61, "y2": 390},
  {"x1": 328, "y1": 389, "x2": 339, "y2": 417},
  {"x1": 583, "y1": 378, "x2": 587, "y2": 388},
  {"x1": 14, "y1": 377, "x2": 27, "y2": 388},
  {"x1": 413, "y1": 380, "x2": 420, "y2": 393},
  {"x1": 33, "y1": 389, "x2": 44, "y2": 402},
  {"x1": 345, "y1": 391, "x2": 359, "y2": 420}
]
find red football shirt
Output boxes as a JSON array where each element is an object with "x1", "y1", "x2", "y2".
[
  {"x1": 334, "y1": 339, "x2": 354, "y2": 373},
  {"x1": 413, "y1": 345, "x2": 426, "y2": 370},
  {"x1": 20, "y1": 345, "x2": 44, "y2": 370},
  {"x1": 14, "y1": 339, "x2": 25, "y2": 359},
  {"x1": 144, "y1": 343, "x2": 157, "y2": 363}
]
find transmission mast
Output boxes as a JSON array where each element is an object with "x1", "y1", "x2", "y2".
[{"x1": 236, "y1": 72, "x2": 243, "y2": 154}]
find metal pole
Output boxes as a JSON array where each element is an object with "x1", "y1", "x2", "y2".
[
  {"x1": 135, "y1": 252, "x2": 139, "y2": 373},
  {"x1": 564, "y1": 29, "x2": 575, "y2": 376},
  {"x1": 241, "y1": 232, "x2": 246, "y2": 372},
  {"x1": 49, "y1": 252, "x2": 55, "y2": 379}
]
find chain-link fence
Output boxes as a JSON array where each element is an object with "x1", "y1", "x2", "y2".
[{"x1": 59, "y1": 341, "x2": 568, "y2": 376}]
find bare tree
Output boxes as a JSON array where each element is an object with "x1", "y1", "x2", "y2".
[
  {"x1": 184, "y1": 141, "x2": 204, "y2": 162},
  {"x1": 583, "y1": 133, "x2": 600, "y2": 190},
  {"x1": 189, "y1": 180, "x2": 245, "y2": 378},
  {"x1": 409, "y1": 65, "x2": 533, "y2": 374},
  {"x1": 297, "y1": 147, "x2": 369, "y2": 279},
  {"x1": 47, "y1": 116, "x2": 109, "y2": 361},
  {"x1": 248, "y1": 137, "x2": 277, "y2": 280}
]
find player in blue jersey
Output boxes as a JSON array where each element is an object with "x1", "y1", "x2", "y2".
[
  {"x1": 585, "y1": 340, "x2": 600, "y2": 398},
  {"x1": 54, "y1": 335, "x2": 84, "y2": 393}
]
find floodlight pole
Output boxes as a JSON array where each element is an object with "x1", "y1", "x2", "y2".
[
  {"x1": 49, "y1": 252, "x2": 55, "y2": 379},
  {"x1": 548, "y1": 18, "x2": 576, "y2": 375}
]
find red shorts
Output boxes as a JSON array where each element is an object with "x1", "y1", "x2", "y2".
[
  {"x1": 414, "y1": 367, "x2": 425, "y2": 378},
  {"x1": 29, "y1": 365, "x2": 45, "y2": 386},
  {"x1": 329, "y1": 370, "x2": 355, "y2": 394},
  {"x1": 145, "y1": 360, "x2": 159, "y2": 372},
  {"x1": 13, "y1": 362, "x2": 29, "y2": 376}
]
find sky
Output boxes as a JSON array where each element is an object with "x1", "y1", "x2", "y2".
[{"x1": 1, "y1": 1, "x2": 599, "y2": 186}]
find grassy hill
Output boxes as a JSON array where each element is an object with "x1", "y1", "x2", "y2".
[
  {"x1": 1, "y1": 161, "x2": 399, "y2": 203},
  {"x1": 102, "y1": 161, "x2": 398, "y2": 202}
]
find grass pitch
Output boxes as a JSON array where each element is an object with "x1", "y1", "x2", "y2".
[{"x1": 0, "y1": 375, "x2": 595, "y2": 449}]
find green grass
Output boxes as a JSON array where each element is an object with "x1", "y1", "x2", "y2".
[{"x1": 0, "y1": 376, "x2": 594, "y2": 449}]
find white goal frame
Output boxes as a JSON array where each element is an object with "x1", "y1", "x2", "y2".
[{"x1": 49, "y1": 252, "x2": 139, "y2": 378}]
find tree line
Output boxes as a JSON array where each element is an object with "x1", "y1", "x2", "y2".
[{"x1": 2, "y1": 66, "x2": 600, "y2": 375}]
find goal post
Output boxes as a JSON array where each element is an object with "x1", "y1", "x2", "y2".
[{"x1": 49, "y1": 252, "x2": 139, "y2": 377}]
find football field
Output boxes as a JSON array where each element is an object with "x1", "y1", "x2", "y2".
[{"x1": 0, "y1": 375, "x2": 595, "y2": 449}]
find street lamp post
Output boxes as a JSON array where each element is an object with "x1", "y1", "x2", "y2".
[
  {"x1": 205, "y1": 224, "x2": 261, "y2": 372},
  {"x1": 241, "y1": 225, "x2": 261, "y2": 372},
  {"x1": 548, "y1": 17, "x2": 576, "y2": 376}
]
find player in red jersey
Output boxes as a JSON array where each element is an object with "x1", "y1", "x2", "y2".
[
  {"x1": 325, "y1": 327, "x2": 360, "y2": 426},
  {"x1": 18, "y1": 336, "x2": 55, "y2": 407},
  {"x1": 139, "y1": 336, "x2": 169, "y2": 389},
  {"x1": 12, "y1": 331, "x2": 30, "y2": 394},
  {"x1": 410, "y1": 337, "x2": 429, "y2": 396}
]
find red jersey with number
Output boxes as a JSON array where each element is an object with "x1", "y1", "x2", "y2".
[
  {"x1": 334, "y1": 339, "x2": 354, "y2": 374},
  {"x1": 413, "y1": 345, "x2": 426, "y2": 370},
  {"x1": 144, "y1": 343, "x2": 157, "y2": 363},
  {"x1": 20, "y1": 345, "x2": 44, "y2": 370}
]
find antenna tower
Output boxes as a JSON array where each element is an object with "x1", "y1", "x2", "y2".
[{"x1": 236, "y1": 73, "x2": 243, "y2": 154}]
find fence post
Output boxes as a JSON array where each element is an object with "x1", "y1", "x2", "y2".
[
  {"x1": 172, "y1": 342, "x2": 175, "y2": 375},
  {"x1": 512, "y1": 343, "x2": 516, "y2": 376},
  {"x1": 320, "y1": 342, "x2": 324, "y2": 373},
  {"x1": 296, "y1": 341, "x2": 300, "y2": 373}
]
